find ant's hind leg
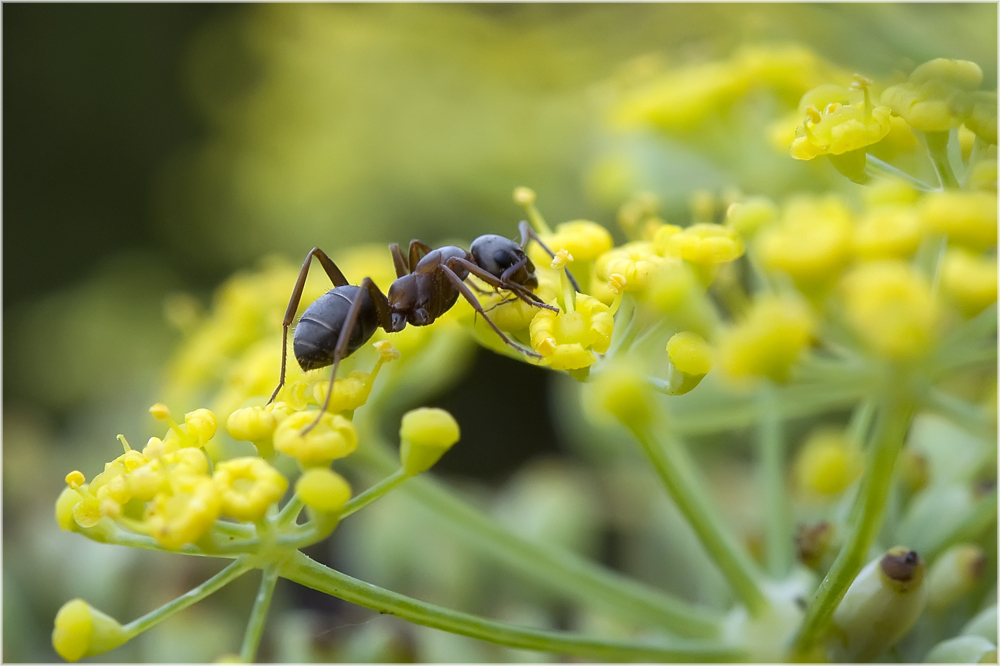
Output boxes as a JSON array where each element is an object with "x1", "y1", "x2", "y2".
[
  {"x1": 301, "y1": 277, "x2": 392, "y2": 436},
  {"x1": 517, "y1": 221, "x2": 582, "y2": 293},
  {"x1": 269, "y1": 248, "x2": 353, "y2": 404},
  {"x1": 440, "y1": 266, "x2": 542, "y2": 359}
]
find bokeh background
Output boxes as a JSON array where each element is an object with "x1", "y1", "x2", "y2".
[{"x1": 4, "y1": 4, "x2": 996, "y2": 661}]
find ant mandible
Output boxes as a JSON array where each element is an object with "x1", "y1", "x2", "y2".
[{"x1": 268, "y1": 221, "x2": 580, "y2": 434}]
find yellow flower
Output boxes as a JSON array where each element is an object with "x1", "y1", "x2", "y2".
[
  {"x1": 399, "y1": 407, "x2": 462, "y2": 475},
  {"x1": 667, "y1": 331, "x2": 713, "y2": 376},
  {"x1": 52, "y1": 599, "x2": 129, "y2": 662},
  {"x1": 756, "y1": 195, "x2": 854, "y2": 291},
  {"x1": 128, "y1": 448, "x2": 210, "y2": 502},
  {"x1": 296, "y1": 468, "x2": 353, "y2": 513},
  {"x1": 529, "y1": 293, "x2": 614, "y2": 370},
  {"x1": 966, "y1": 91, "x2": 998, "y2": 145},
  {"x1": 527, "y1": 220, "x2": 614, "y2": 266},
  {"x1": 941, "y1": 248, "x2": 998, "y2": 316},
  {"x1": 840, "y1": 261, "x2": 940, "y2": 361},
  {"x1": 790, "y1": 78, "x2": 891, "y2": 160},
  {"x1": 662, "y1": 331, "x2": 714, "y2": 396},
  {"x1": 725, "y1": 196, "x2": 779, "y2": 239},
  {"x1": 611, "y1": 59, "x2": 748, "y2": 132},
  {"x1": 920, "y1": 191, "x2": 998, "y2": 250},
  {"x1": 655, "y1": 223, "x2": 745, "y2": 266},
  {"x1": 56, "y1": 485, "x2": 86, "y2": 531},
  {"x1": 213, "y1": 457, "x2": 289, "y2": 522},
  {"x1": 881, "y1": 59, "x2": 983, "y2": 132},
  {"x1": 716, "y1": 296, "x2": 815, "y2": 384},
  {"x1": 853, "y1": 205, "x2": 923, "y2": 259},
  {"x1": 273, "y1": 411, "x2": 358, "y2": 467},
  {"x1": 146, "y1": 473, "x2": 222, "y2": 549},
  {"x1": 794, "y1": 428, "x2": 864, "y2": 497},
  {"x1": 585, "y1": 362, "x2": 655, "y2": 427},
  {"x1": 595, "y1": 241, "x2": 669, "y2": 293},
  {"x1": 226, "y1": 405, "x2": 278, "y2": 442}
]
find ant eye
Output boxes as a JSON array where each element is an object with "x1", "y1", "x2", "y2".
[{"x1": 493, "y1": 249, "x2": 515, "y2": 268}]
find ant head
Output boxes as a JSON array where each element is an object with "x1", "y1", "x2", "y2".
[{"x1": 470, "y1": 234, "x2": 526, "y2": 279}]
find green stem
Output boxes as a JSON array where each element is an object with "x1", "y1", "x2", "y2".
[
  {"x1": 865, "y1": 155, "x2": 934, "y2": 191},
  {"x1": 350, "y1": 431, "x2": 722, "y2": 637},
  {"x1": 757, "y1": 385, "x2": 791, "y2": 578},
  {"x1": 788, "y1": 392, "x2": 914, "y2": 658},
  {"x1": 240, "y1": 564, "x2": 280, "y2": 662},
  {"x1": 923, "y1": 130, "x2": 960, "y2": 189},
  {"x1": 666, "y1": 378, "x2": 870, "y2": 436},
  {"x1": 123, "y1": 558, "x2": 253, "y2": 638},
  {"x1": 87, "y1": 524, "x2": 256, "y2": 557},
  {"x1": 276, "y1": 495, "x2": 305, "y2": 527},
  {"x1": 920, "y1": 387, "x2": 995, "y2": 441},
  {"x1": 279, "y1": 552, "x2": 745, "y2": 662},
  {"x1": 339, "y1": 468, "x2": 409, "y2": 519},
  {"x1": 628, "y1": 423, "x2": 769, "y2": 616}
]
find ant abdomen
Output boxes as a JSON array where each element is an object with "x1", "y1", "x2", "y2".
[{"x1": 293, "y1": 286, "x2": 378, "y2": 371}]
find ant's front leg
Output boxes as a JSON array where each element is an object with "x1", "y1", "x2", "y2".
[
  {"x1": 439, "y1": 265, "x2": 542, "y2": 359},
  {"x1": 517, "y1": 220, "x2": 582, "y2": 293},
  {"x1": 450, "y1": 257, "x2": 558, "y2": 313},
  {"x1": 269, "y1": 248, "x2": 352, "y2": 405}
]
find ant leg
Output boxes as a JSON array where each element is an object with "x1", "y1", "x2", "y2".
[
  {"x1": 269, "y1": 248, "x2": 352, "y2": 404},
  {"x1": 518, "y1": 220, "x2": 582, "y2": 293},
  {"x1": 408, "y1": 240, "x2": 433, "y2": 271},
  {"x1": 302, "y1": 277, "x2": 392, "y2": 435},
  {"x1": 390, "y1": 243, "x2": 409, "y2": 279},
  {"x1": 440, "y1": 266, "x2": 542, "y2": 359},
  {"x1": 449, "y1": 257, "x2": 558, "y2": 312}
]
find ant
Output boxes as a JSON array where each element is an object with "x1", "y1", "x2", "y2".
[{"x1": 268, "y1": 221, "x2": 580, "y2": 434}]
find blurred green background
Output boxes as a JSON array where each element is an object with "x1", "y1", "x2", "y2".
[{"x1": 3, "y1": 4, "x2": 995, "y2": 661}]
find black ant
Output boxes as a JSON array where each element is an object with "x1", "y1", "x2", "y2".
[{"x1": 269, "y1": 222, "x2": 579, "y2": 434}]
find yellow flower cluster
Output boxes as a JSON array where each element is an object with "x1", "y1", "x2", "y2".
[{"x1": 57, "y1": 405, "x2": 288, "y2": 549}]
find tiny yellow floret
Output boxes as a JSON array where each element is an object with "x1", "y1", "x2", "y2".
[
  {"x1": 716, "y1": 296, "x2": 815, "y2": 383},
  {"x1": 226, "y1": 406, "x2": 278, "y2": 441},
  {"x1": 529, "y1": 293, "x2": 614, "y2": 370},
  {"x1": 587, "y1": 363, "x2": 656, "y2": 427},
  {"x1": 840, "y1": 261, "x2": 940, "y2": 360},
  {"x1": 296, "y1": 467, "x2": 353, "y2": 513},
  {"x1": 65, "y1": 471, "x2": 86, "y2": 488},
  {"x1": 56, "y1": 487, "x2": 84, "y2": 531},
  {"x1": 399, "y1": 407, "x2": 461, "y2": 475},
  {"x1": 273, "y1": 412, "x2": 358, "y2": 467},
  {"x1": 596, "y1": 241, "x2": 669, "y2": 293},
  {"x1": 656, "y1": 223, "x2": 745, "y2": 265},
  {"x1": 667, "y1": 332, "x2": 713, "y2": 376},
  {"x1": 853, "y1": 206, "x2": 924, "y2": 259},
  {"x1": 920, "y1": 191, "x2": 998, "y2": 250},
  {"x1": 213, "y1": 457, "x2": 289, "y2": 522},
  {"x1": 146, "y1": 473, "x2": 222, "y2": 550},
  {"x1": 941, "y1": 248, "x2": 998, "y2": 316},
  {"x1": 757, "y1": 195, "x2": 854, "y2": 290},
  {"x1": 794, "y1": 429, "x2": 864, "y2": 496},
  {"x1": 52, "y1": 599, "x2": 129, "y2": 662}
]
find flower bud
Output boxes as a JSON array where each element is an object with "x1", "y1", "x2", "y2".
[
  {"x1": 399, "y1": 408, "x2": 461, "y2": 475},
  {"x1": 295, "y1": 467, "x2": 352, "y2": 513},
  {"x1": 52, "y1": 599, "x2": 129, "y2": 661},
  {"x1": 273, "y1": 411, "x2": 358, "y2": 467},
  {"x1": 226, "y1": 406, "x2": 277, "y2": 441},
  {"x1": 828, "y1": 546, "x2": 927, "y2": 661},
  {"x1": 586, "y1": 362, "x2": 656, "y2": 427},
  {"x1": 925, "y1": 635, "x2": 997, "y2": 663},
  {"x1": 926, "y1": 543, "x2": 985, "y2": 612}
]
